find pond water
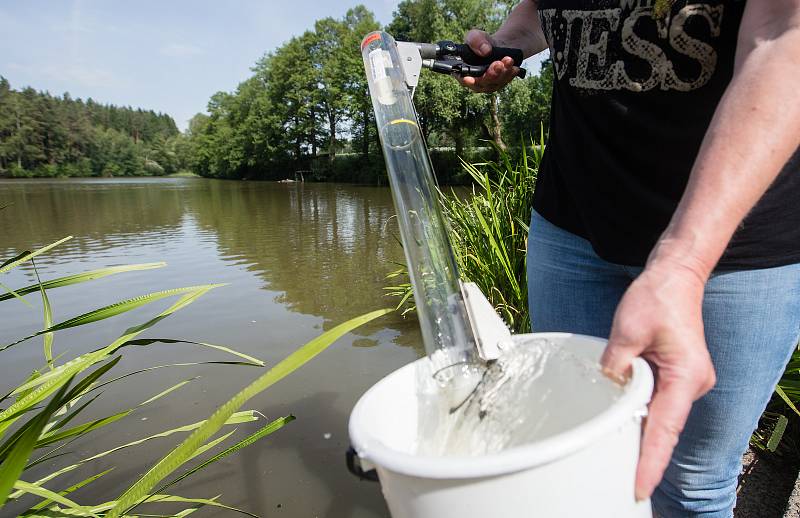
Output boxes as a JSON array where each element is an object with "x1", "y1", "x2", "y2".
[{"x1": 0, "y1": 177, "x2": 423, "y2": 517}]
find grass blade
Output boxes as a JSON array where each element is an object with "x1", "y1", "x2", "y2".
[
  {"x1": 0, "y1": 237, "x2": 73, "y2": 275},
  {"x1": 0, "y1": 379, "x2": 73, "y2": 505},
  {"x1": 767, "y1": 414, "x2": 789, "y2": 452},
  {"x1": 159, "y1": 415, "x2": 295, "y2": 491},
  {"x1": 123, "y1": 339, "x2": 264, "y2": 366},
  {"x1": 22, "y1": 469, "x2": 114, "y2": 514},
  {"x1": 0, "y1": 263, "x2": 167, "y2": 303},
  {"x1": 775, "y1": 386, "x2": 800, "y2": 417},
  {"x1": 19, "y1": 412, "x2": 258, "y2": 493},
  {"x1": 107, "y1": 308, "x2": 392, "y2": 518},
  {"x1": 1, "y1": 285, "x2": 226, "y2": 352},
  {"x1": 0, "y1": 280, "x2": 33, "y2": 307},
  {"x1": 0, "y1": 285, "x2": 220, "y2": 438},
  {"x1": 31, "y1": 259, "x2": 55, "y2": 369},
  {"x1": 36, "y1": 377, "x2": 198, "y2": 450},
  {"x1": 11, "y1": 481, "x2": 99, "y2": 517}
]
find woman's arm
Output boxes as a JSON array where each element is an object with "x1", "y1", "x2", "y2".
[
  {"x1": 460, "y1": 0, "x2": 548, "y2": 92},
  {"x1": 602, "y1": 0, "x2": 800, "y2": 501}
]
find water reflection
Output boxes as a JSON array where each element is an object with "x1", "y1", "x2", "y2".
[
  {"x1": 0, "y1": 177, "x2": 424, "y2": 518},
  {"x1": 0, "y1": 178, "x2": 423, "y2": 353},
  {"x1": 186, "y1": 181, "x2": 420, "y2": 348}
]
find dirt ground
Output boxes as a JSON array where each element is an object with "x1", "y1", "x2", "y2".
[{"x1": 736, "y1": 449, "x2": 799, "y2": 518}]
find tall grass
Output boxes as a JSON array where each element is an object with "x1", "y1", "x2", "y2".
[
  {"x1": 0, "y1": 235, "x2": 390, "y2": 517},
  {"x1": 387, "y1": 138, "x2": 542, "y2": 334},
  {"x1": 438, "y1": 141, "x2": 542, "y2": 333}
]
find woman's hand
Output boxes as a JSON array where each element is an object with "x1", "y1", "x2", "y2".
[
  {"x1": 600, "y1": 258, "x2": 716, "y2": 501},
  {"x1": 457, "y1": 29, "x2": 521, "y2": 93}
]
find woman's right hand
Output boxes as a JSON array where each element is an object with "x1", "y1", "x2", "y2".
[{"x1": 457, "y1": 29, "x2": 521, "y2": 93}]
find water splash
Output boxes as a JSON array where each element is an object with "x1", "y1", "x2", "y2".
[{"x1": 416, "y1": 337, "x2": 624, "y2": 456}]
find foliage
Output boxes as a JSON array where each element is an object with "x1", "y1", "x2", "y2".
[
  {"x1": 439, "y1": 140, "x2": 542, "y2": 333},
  {"x1": 0, "y1": 235, "x2": 390, "y2": 516},
  {"x1": 751, "y1": 344, "x2": 800, "y2": 457},
  {"x1": 0, "y1": 78, "x2": 186, "y2": 178},
  {"x1": 500, "y1": 59, "x2": 553, "y2": 144},
  {"x1": 188, "y1": 2, "x2": 553, "y2": 182},
  {"x1": 388, "y1": 138, "x2": 542, "y2": 333},
  {"x1": 190, "y1": 6, "x2": 381, "y2": 181}
]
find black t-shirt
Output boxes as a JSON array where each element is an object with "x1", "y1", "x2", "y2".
[{"x1": 532, "y1": 0, "x2": 800, "y2": 269}]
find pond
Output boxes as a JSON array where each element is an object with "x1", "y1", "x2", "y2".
[{"x1": 0, "y1": 177, "x2": 423, "y2": 517}]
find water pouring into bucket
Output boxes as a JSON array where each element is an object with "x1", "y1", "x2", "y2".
[{"x1": 350, "y1": 31, "x2": 654, "y2": 518}]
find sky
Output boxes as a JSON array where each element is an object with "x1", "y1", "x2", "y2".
[{"x1": 0, "y1": 1, "x2": 545, "y2": 132}]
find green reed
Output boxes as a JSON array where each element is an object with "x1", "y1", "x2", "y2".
[{"x1": 0, "y1": 235, "x2": 389, "y2": 517}]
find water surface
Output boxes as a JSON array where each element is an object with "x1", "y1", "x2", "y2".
[{"x1": 0, "y1": 178, "x2": 422, "y2": 517}]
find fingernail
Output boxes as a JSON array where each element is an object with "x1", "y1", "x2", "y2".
[
  {"x1": 479, "y1": 42, "x2": 491, "y2": 55},
  {"x1": 601, "y1": 366, "x2": 629, "y2": 386}
]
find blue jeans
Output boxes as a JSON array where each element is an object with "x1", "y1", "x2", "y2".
[{"x1": 527, "y1": 211, "x2": 800, "y2": 517}]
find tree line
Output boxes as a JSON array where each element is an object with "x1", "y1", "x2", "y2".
[
  {"x1": 0, "y1": 1, "x2": 553, "y2": 182},
  {"x1": 0, "y1": 77, "x2": 184, "y2": 177},
  {"x1": 187, "y1": 1, "x2": 553, "y2": 182}
]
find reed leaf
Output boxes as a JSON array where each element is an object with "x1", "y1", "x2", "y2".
[
  {"x1": 158, "y1": 415, "x2": 295, "y2": 492},
  {"x1": 0, "y1": 237, "x2": 73, "y2": 275},
  {"x1": 1, "y1": 285, "x2": 226, "y2": 353},
  {"x1": 107, "y1": 308, "x2": 392, "y2": 518},
  {"x1": 123, "y1": 338, "x2": 264, "y2": 366},
  {"x1": 11, "y1": 481, "x2": 99, "y2": 517},
  {"x1": 18, "y1": 412, "x2": 258, "y2": 494},
  {"x1": 0, "y1": 280, "x2": 32, "y2": 307},
  {"x1": 0, "y1": 286, "x2": 219, "y2": 438},
  {"x1": 775, "y1": 386, "x2": 800, "y2": 417},
  {"x1": 31, "y1": 259, "x2": 55, "y2": 369},
  {"x1": 34, "y1": 378, "x2": 197, "y2": 451},
  {"x1": 0, "y1": 263, "x2": 166, "y2": 303},
  {"x1": 0, "y1": 379, "x2": 73, "y2": 505},
  {"x1": 21, "y1": 469, "x2": 114, "y2": 515}
]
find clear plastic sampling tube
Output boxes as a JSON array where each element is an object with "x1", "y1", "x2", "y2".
[{"x1": 361, "y1": 31, "x2": 477, "y2": 370}]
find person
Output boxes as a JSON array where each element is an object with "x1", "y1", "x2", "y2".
[{"x1": 455, "y1": 1, "x2": 800, "y2": 516}]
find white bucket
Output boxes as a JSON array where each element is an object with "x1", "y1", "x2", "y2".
[{"x1": 348, "y1": 333, "x2": 654, "y2": 518}]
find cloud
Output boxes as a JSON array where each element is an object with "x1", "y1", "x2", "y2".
[{"x1": 160, "y1": 43, "x2": 204, "y2": 58}]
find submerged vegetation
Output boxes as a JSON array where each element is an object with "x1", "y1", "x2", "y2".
[{"x1": 0, "y1": 234, "x2": 389, "y2": 516}]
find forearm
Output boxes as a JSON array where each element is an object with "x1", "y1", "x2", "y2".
[
  {"x1": 650, "y1": 3, "x2": 800, "y2": 280},
  {"x1": 492, "y1": 0, "x2": 548, "y2": 58}
]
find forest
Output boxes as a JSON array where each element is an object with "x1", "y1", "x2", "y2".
[
  {"x1": 0, "y1": 77, "x2": 184, "y2": 177},
  {"x1": 0, "y1": 1, "x2": 553, "y2": 183}
]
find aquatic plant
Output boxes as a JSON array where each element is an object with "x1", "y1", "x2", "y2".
[
  {"x1": 0, "y1": 235, "x2": 390, "y2": 516},
  {"x1": 386, "y1": 135, "x2": 542, "y2": 334}
]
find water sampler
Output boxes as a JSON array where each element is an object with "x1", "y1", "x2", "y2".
[{"x1": 347, "y1": 31, "x2": 655, "y2": 518}]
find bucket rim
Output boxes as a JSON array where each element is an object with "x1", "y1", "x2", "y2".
[{"x1": 348, "y1": 332, "x2": 654, "y2": 479}]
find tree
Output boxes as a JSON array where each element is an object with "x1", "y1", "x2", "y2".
[{"x1": 500, "y1": 59, "x2": 553, "y2": 144}]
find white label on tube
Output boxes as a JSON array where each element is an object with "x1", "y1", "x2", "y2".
[
  {"x1": 369, "y1": 49, "x2": 387, "y2": 81},
  {"x1": 369, "y1": 49, "x2": 396, "y2": 105}
]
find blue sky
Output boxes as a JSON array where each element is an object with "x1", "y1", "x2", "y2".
[
  {"x1": 0, "y1": 1, "x2": 545, "y2": 131},
  {"x1": 0, "y1": 1, "x2": 399, "y2": 130}
]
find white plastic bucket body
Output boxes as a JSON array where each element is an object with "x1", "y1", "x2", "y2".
[{"x1": 349, "y1": 333, "x2": 654, "y2": 518}]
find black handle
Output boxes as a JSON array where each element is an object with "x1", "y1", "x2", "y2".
[
  {"x1": 458, "y1": 43, "x2": 524, "y2": 67},
  {"x1": 346, "y1": 447, "x2": 379, "y2": 482},
  {"x1": 437, "y1": 41, "x2": 524, "y2": 67},
  {"x1": 459, "y1": 63, "x2": 527, "y2": 79}
]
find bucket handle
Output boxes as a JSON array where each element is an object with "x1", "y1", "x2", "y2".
[{"x1": 346, "y1": 447, "x2": 379, "y2": 482}]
